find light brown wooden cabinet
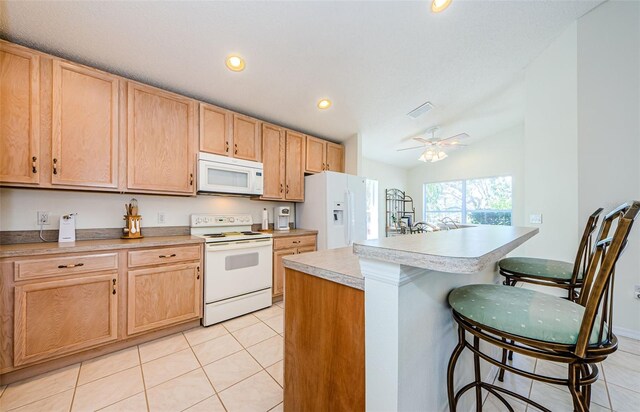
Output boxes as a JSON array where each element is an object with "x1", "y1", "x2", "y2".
[
  {"x1": 305, "y1": 135, "x2": 344, "y2": 173},
  {"x1": 261, "y1": 124, "x2": 305, "y2": 202},
  {"x1": 127, "y1": 82, "x2": 197, "y2": 195},
  {"x1": 272, "y1": 234, "x2": 317, "y2": 299},
  {"x1": 0, "y1": 42, "x2": 40, "y2": 185},
  {"x1": 51, "y1": 61, "x2": 119, "y2": 188},
  {"x1": 127, "y1": 262, "x2": 201, "y2": 335},
  {"x1": 232, "y1": 114, "x2": 261, "y2": 161},
  {"x1": 200, "y1": 103, "x2": 232, "y2": 156},
  {"x1": 13, "y1": 273, "x2": 118, "y2": 366}
]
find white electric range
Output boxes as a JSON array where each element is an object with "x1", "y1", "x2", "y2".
[{"x1": 191, "y1": 214, "x2": 273, "y2": 326}]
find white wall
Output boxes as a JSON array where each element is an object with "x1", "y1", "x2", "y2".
[
  {"x1": 361, "y1": 158, "x2": 408, "y2": 238},
  {"x1": 523, "y1": 22, "x2": 579, "y2": 261},
  {"x1": 406, "y1": 125, "x2": 525, "y2": 226},
  {"x1": 0, "y1": 188, "x2": 293, "y2": 231},
  {"x1": 576, "y1": 1, "x2": 640, "y2": 335}
]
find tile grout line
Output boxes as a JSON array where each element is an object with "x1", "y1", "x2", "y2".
[
  {"x1": 69, "y1": 363, "x2": 81, "y2": 412},
  {"x1": 136, "y1": 345, "x2": 151, "y2": 412},
  {"x1": 184, "y1": 330, "x2": 229, "y2": 412},
  {"x1": 599, "y1": 362, "x2": 614, "y2": 411}
]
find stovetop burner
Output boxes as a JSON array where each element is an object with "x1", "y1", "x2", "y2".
[{"x1": 203, "y1": 231, "x2": 263, "y2": 238}]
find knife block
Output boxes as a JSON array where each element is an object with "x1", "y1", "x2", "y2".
[{"x1": 122, "y1": 215, "x2": 143, "y2": 239}]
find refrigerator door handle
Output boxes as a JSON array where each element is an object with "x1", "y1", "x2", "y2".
[
  {"x1": 346, "y1": 189, "x2": 351, "y2": 246},
  {"x1": 346, "y1": 189, "x2": 356, "y2": 246}
]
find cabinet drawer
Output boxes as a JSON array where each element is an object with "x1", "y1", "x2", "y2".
[
  {"x1": 14, "y1": 253, "x2": 118, "y2": 281},
  {"x1": 128, "y1": 245, "x2": 201, "y2": 268},
  {"x1": 273, "y1": 235, "x2": 316, "y2": 250}
]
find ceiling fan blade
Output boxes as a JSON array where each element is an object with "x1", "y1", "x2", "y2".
[
  {"x1": 412, "y1": 137, "x2": 429, "y2": 143},
  {"x1": 439, "y1": 142, "x2": 468, "y2": 147},
  {"x1": 396, "y1": 145, "x2": 424, "y2": 152},
  {"x1": 440, "y1": 132, "x2": 469, "y2": 142}
]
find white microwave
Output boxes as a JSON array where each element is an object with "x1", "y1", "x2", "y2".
[{"x1": 198, "y1": 153, "x2": 264, "y2": 195}]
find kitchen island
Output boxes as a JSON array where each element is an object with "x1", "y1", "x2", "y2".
[{"x1": 282, "y1": 225, "x2": 538, "y2": 412}]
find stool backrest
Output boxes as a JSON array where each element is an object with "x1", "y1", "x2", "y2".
[
  {"x1": 570, "y1": 207, "x2": 604, "y2": 286},
  {"x1": 575, "y1": 201, "x2": 639, "y2": 358}
]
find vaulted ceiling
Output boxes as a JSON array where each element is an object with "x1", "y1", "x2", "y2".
[{"x1": 0, "y1": 0, "x2": 602, "y2": 166}]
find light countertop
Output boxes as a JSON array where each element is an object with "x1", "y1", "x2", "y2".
[
  {"x1": 353, "y1": 225, "x2": 538, "y2": 273},
  {"x1": 0, "y1": 235, "x2": 205, "y2": 258},
  {"x1": 264, "y1": 229, "x2": 318, "y2": 238},
  {"x1": 283, "y1": 246, "x2": 363, "y2": 290}
]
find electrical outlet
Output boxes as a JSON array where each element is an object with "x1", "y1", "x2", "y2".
[
  {"x1": 37, "y1": 211, "x2": 50, "y2": 225},
  {"x1": 529, "y1": 214, "x2": 543, "y2": 224},
  {"x1": 157, "y1": 212, "x2": 167, "y2": 225},
  {"x1": 635, "y1": 285, "x2": 640, "y2": 300}
]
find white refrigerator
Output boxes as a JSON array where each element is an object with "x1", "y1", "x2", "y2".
[{"x1": 296, "y1": 171, "x2": 367, "y2": 250}]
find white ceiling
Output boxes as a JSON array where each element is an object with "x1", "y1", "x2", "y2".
[{"x1": 0, "y1": 0, "x2": 602, "y2": 167}]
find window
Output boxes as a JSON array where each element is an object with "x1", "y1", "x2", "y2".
[
  {"x1": 365, "y1": 179, "x2": 379, "y2": 239},
  {"x1": 423, "y1": 176, "x2": 512, "y2": 226}
]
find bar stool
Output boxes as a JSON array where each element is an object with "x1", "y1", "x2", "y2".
[
  {"x1": 499, "y1": 207, "x2": 605, "y2": 301},
  {"x1": 446, "y1": 201, "x2": 638, "y2": 412}
]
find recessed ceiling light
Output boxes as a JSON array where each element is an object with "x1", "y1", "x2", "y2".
[
  {"x1": 317, "y1": 99, "x2": 332, "y2": 110},
  {"x1": 431, "y1": 0, "x2": 452, "y2": 13},
  {"x1": 226, "y1": 55, "x2": 245, "y2": 72}
]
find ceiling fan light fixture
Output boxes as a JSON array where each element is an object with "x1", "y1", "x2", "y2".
[{"x1": 431, "y1": 0, "x2": 452, "y2": 13}]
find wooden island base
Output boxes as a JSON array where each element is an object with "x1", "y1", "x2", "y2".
[{"x1": 283, "y1": 268, "x2": 365, "y2": 412}]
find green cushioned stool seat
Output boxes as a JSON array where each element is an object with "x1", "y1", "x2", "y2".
[
  {"x1": 499, "y1": 257, "x2": 577, "y2": 280},
  {"x1": 448, "y1": 284, "x2": 605, "y2": 345}
]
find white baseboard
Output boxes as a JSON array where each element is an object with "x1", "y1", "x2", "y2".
[{"x1": 613, "y1": 325, "x2": 640, "y2": 340}]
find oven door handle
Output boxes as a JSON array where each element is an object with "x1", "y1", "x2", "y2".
[{"x1": 206, "y1": 239, "x2": 273, "y2": 251}]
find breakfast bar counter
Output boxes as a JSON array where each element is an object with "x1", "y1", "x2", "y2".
[{"x1": 282, "y1": 225, "x2": 538, "y2": 412}]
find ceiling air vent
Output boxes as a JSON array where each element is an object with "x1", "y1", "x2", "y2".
[{"x1": 407, "y1": 101, "x2": 434, "y2": 119}]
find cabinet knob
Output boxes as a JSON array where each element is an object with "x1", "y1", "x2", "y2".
[
  {"x1": 32, "y1": 156, "x2": 37, "y2": 174},
  {"x1": 225, "y1": 142, "x2": 230, "y2": 153},
  {"x1": 322, "y1": 163, "x2": 326, "y2": 171},
  {"x1": 112, "y1": 279, "x2": 117, "y2": 295},
  {"x1": 234, "y1": 143, "x2": 238, "y2": 155},
  {"x1": 327, "y1": 163, "x2": 330, "y2": 170},
  {"x1": 189, "y1": 173, "x2": 193, "y2": 186},
  {"x1": 53, "y1": 158, "x2": 58, "y2": 175},
  {"x1": 280, "y1": 183, "x2": 284, "y2": 193},
  {"x1": 286, "y1": 184, "x2": 289, "y2": 194},
  {"x1": 159, "y1": 253, "x2": 177, "y2": 258}
]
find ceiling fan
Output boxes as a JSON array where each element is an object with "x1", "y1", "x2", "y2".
[{"x1": 397, "y1": 128, "x2": 469, "y2": 163}]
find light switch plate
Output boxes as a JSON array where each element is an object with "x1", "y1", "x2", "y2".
[{"x1": 529, "y1": 214, "x2": 543, "y2": 224}]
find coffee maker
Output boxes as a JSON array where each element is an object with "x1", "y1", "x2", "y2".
[{"x1": 274, "y1": 206, "x2": 290, "y2": 231}]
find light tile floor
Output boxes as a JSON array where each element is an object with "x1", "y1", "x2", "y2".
[
  {"x1": 1, "y1": 298, "x2": 639, "y2": 411},
  {"x1": 0, "y1": 301, "x2": 285, "y2": 412}
]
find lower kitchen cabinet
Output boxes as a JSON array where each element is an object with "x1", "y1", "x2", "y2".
[
  {"x1": 272, "y1": 234, "x2": 317, "y2": 299},
  {"x1": 13, "y1": 273, "x2": 118, "y2": 366},
  {"x1": 127, "y1": 262, "x2": 202, "y2": 335}
]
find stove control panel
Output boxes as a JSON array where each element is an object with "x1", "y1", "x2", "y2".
[{"x1": 191, "y1": 214, "x2": 253, "y2": 227}]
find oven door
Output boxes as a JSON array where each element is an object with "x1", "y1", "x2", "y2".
[
  {"x1": 198, "y1": 160, "x2": 257, "y2": 195},
  {"x1": 204, "y1": 238, "x2": 273, "y2": 303}
]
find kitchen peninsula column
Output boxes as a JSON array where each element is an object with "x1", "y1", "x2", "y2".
[{"x1": 353, "y1": 226, "x2": 538, "y2": 412}]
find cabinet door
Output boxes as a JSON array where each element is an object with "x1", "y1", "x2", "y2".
[
  {"x1": 273, "y1": 249, "x2": 296, "y2": 298},
  {"x1": 127, "y1": 82, "x2": 196, "y2": 194},
  {"x1": 14, "y1": 273, "x2": 118, "y2": 366},
  {"x1": 127, "y1": 263, "x2": 201, "y2": 335},
  {"x1": 0, "y1": 43, "x2": 40, "y2": 184},
  {"x1": 261, "y1": 123, "x2": 285, "y2": 200},
  {"x1": 326, "y1": 142, "x2": 344, "y2": 173},
  {"x1": 232, "y1": 114, "x2": 260, "y2": 161},
  {"x1": 285, "y1": 131, "x2": 305, "y2": 201},
  {"x1": 200, "y1": 103, "x2": 231, "y2": 156},
  {"x1": 52, "y1": 61, "x2": 119, "y2": 188},
  {"x1": 305, "y1": 135, "x2": 326, "y2": 173}
]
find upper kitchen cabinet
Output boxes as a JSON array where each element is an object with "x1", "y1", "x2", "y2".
[
  {"x1": 325, "y1": 141, "x2": 344, "y2": 172},
  {"x1": 260, "y1": 124, "x2": 305, "y2": 202},
  {"x1": 127, "y1": 82, "x2": 197, "y2": 195},
  {"x1": 200, "y1": 103, "x2": 231, "y2": 156},
  {"x1": 261, "y1": 123, "x2": 286, "y2": 200},
  {"x1": 285, "y1": 130, "x2": 305, "y2": 201},
  {"x1": 305, "y1": 135, "x2": 344, "y2": 174},
  {"x1": 232, "y1": 114, "x2": 261, "y2": 161},
  {"x1": 0, "y1": 42, "x2": 40, "y2": 185},
  {"x1": 305, "y1": 135, "x2": 326, "y2": 173},
  {"x1": 51, "y1": 61, "x2": 119, "y2": 188}
]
